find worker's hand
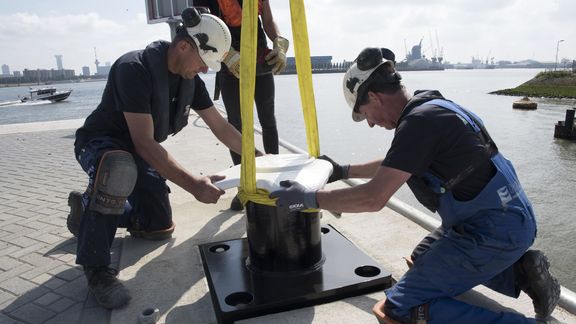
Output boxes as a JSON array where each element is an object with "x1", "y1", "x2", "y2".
[
  {"x1": 190, "y1": 175, "x2": 225, "y2": 204},
  {"x1": 265, "y1": 36, "x2": 289, "y2": 75},
  {"x1": 269, "y1": 180, "x2": 318, "y2": 213},
  {"x1": 223, "y1": 47, "x2": 241, "y2": 78},
  {"x1": 318, "y1": 155, "x2": 350, "y2": 183}
]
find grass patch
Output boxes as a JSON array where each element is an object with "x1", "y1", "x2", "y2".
[
  {"x1": 491, "y1": 84, "x2": 576, "y2": 98},
  {"x1": 491, "y1": 71, "x2": 576, "y2": 98},
  {"x1": 534, "y1": 70, "x2": 574, "y2": 80}
]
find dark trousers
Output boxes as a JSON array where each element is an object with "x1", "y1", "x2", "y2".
[
  {"x1": 74, "y1": 137, "x2": 172, "y2": 267},
  {"x1": 218, "y1": 70, "x2": 278, "y2": 165}
]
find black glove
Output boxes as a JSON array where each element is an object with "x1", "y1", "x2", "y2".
[
  {"x1": 269, "y1": 180, "x2": 318, "y2": 213},
  {"x1": 318, "y1": 155, "x2": 350, "y2": 183}
]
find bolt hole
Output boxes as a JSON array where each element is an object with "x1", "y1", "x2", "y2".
[
  {"x1": 355, "y1": 265, "x2": 381, "y2": 277},
  {"x1": 209, "y1": 244, "x2": 230, "y2": 253},
  {"x1": 225, "y1": 292, "x2": 253, "y2": 306},
  {"x1": 321, "y1": 227, "x2": 330, "y2": 234},
  {"x1": 142, "y1": 308, "x2": 156, "y2": 316}
]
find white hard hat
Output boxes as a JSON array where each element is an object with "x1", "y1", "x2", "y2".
[
  {"x1": 343, "y1": 61, "x2": 386, "y2": 122},
  {"x1": 343, "y1": 47, "x2": 399, "y2": 122},
  {"x1": 183, "y1": 10, "x2": 231, "y2": 72}
]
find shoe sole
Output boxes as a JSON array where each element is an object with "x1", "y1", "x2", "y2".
[
  {"x1": 521, "y1": 250, "x2": 561, "y2": 319},
  {"x1": 67, "y1": 191, "x2": 83, "y2": 237},
  {"x1": 129, "y1": 222, "x2": 175, "y2": 241}
]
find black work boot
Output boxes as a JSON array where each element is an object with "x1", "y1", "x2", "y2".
[
  {"x1": 515, "y1": 250, "x2": 561, "y2": 320},
  {"x1": 230, "y1": 194, "x2": 243, "y2": 211},
  {"x1": 84, "y1": 266, "x2": 131, "y2": 309},
  {"x1": 67, "y1": 191, "x2": 84, "y2": 237},
  {"x1": 129, "y1": 221, "x2": 175, "y2": 241}
]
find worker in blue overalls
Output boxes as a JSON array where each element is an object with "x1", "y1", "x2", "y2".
[{"x1": 270, "y1": 47, "x2": 561, "y2": 323}]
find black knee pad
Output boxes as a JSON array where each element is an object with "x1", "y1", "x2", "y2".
[{"x1": 89, "y1": 150, "x2": 137, "y2": 215}]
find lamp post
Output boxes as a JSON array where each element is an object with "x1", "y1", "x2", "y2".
[{"x1": 555, "y1": 39, "x2": 565, "y2": 71}]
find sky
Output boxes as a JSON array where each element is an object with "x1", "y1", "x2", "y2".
[{"x1": 1, "y1": 0, "x2": 575, "y2": 74}]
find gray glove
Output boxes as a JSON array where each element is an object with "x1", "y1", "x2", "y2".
[
  {"x1": 265, "y1": 36, "x2": 289, "y2": 75},
  {"x1": 269, "y1": 180, "x2": 318, "y2": 212},
  {"x1": 318, "y1": 155, "x2": 350, "y2": 183}
]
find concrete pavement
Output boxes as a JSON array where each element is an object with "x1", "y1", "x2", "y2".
[
  {"x1": 1, "y1": 115, "x2": 574, "y2": 324},
  {"x1": 0, "y1": 119, "x2": 118, "y2": 323}
]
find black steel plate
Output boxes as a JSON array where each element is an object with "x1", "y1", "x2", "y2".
[{"x1": 199, "y1": 224, "x2": 393, "y2": 323}]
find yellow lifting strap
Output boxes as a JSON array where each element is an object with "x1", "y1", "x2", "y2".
[
  {"x1": 238, "y1": 0, "x2": 320, "y2": 208},
  {"x1": 290, "y1": 0, "x2": 320, "y2": 158}
]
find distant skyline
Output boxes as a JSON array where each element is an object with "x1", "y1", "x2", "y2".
[{"x1": 1, "y1": 0, "x2": 574, "y2": 74}]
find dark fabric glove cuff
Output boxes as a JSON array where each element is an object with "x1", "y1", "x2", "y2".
[
  {"x1": 341, "y1": 164, "x2": 350, "y2": 179},
  {"x1": 303, "y1": 190, "x2": 319, "y2": 209}
]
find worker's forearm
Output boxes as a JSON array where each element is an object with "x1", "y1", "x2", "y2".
[
  {"x1": 348, "y1": 159, "x2": 384, "y2": 179},
  {"x1": 316, "y1": 182, "x2": 388, "y2": 213},
  {"x1": 210, "y1": 122, "x2": 250, "y2": 156}
]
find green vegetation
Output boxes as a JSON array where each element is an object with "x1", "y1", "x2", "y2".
[{"x1": 491, "y1": 71, "x2": 576, "y2": 99}]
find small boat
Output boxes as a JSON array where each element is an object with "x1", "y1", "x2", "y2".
[
  {"x1": 512, "y1": 97, "x2": 537, "y2": 110},
  {"x1": 20, "y1": 87, "x2": 72, "y2": 103}
]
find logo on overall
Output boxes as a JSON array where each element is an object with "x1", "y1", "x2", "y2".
[{"x1": 497, "y1": 186, "x2": 513, "y2": 206}]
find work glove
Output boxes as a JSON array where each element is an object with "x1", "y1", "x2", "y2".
[
  {"x1": 269, "y1": 180, "x2": 318, "y2": 213},
  {"x1": 222, "y1": 47, "x2": 241, "y2": 78},
  {"x1": 265, "y1": 36, "x2": 289, "y2": 75},
  {"x1": 318, "y1": 155, "x2": 350, "y2": 183}
]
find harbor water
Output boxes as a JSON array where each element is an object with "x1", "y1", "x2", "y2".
[{"x1": 1, "y1": 69, "x2": 575, "y2": 291}]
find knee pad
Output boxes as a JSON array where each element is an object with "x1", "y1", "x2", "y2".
[{"x1": 89, "y1": 150, "x2": 137, "y2": 215}]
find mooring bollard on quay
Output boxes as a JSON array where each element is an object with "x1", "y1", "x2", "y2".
[{"x1": 198, "y1": 154, "x2": 393, "y2": 324}]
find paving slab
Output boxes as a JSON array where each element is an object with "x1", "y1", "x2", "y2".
[{"x1": 1, "y1": 117, "x2": 575, "y2": 324}]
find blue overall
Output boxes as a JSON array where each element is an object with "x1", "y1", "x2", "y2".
[
  {"x1": 75, "y1": 136, "x2": 172, "y2": 267},
  {"x1": 386, "y1": 99, "x2": 538, "y2": 323}
]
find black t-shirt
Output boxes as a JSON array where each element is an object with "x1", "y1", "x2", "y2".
[
  {"x1": 75, "y1": 43, "x2": 213, "y2": 152},
  {"x1": 382, "y1": 90, "x2": 496, "y2": 201}
]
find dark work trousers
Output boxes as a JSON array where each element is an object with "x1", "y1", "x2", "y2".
[
  {"x1": 218, "y1": 69, "x2": 278, "y2": 165},
  {"x1": 74, "y1": 137, "x2": 172, "y2": 267}
]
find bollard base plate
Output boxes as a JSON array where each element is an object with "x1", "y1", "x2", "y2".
[{"x1": 199, "y1": 224, "x2": 393, "y2": 324}]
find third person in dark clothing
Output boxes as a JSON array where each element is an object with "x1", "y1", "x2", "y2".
[{"x1": 194, "y1": 0, "x2": 289, "y2": 210}]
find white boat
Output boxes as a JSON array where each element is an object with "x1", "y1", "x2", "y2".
[{"x1": 20, "y1": 87, "x2": 72, "y2": 103}]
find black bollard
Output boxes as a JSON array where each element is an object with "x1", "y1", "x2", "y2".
[
  {"x1": 565, "y1": 108, "x2": 575, "y2": 129},
  {"x1": 554, "y1": 108, "x2": 576, "y2": 140},
  {"x1": 199, "y1": 200, "x2": 392, "y2": 324},
  {"x1": 245, "y1": 202, "x2": 323, "y2": 273}
]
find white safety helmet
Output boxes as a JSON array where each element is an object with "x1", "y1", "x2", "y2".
[
  {"x1": 342, "y1": 48, "x2": 399, "y2": 122},
  {"x1": 343, "y1": 62, "x2": 386, "y2": 122},
  {"x1": 181, "y1": 8, "x2": 231, "y2": 72}
]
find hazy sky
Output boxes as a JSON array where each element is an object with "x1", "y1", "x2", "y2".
[{"x1": 1, "y1": 0, "x2": 574, "y2": 74}]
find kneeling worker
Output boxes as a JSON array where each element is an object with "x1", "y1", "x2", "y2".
[
  {"x1": 270, "y1": 47, "x2": 560, "y2": 323},
  {"x1": 67, "y1": 9, "x2": 257, "y2": 309}
]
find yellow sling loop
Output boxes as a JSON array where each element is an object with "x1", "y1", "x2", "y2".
[
  {"x1": 237, "y1": 0, "x2": 320, "y2": 208},
  {"x1": 289, "y1": 0, "x2": 320, "y2": 158}
]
